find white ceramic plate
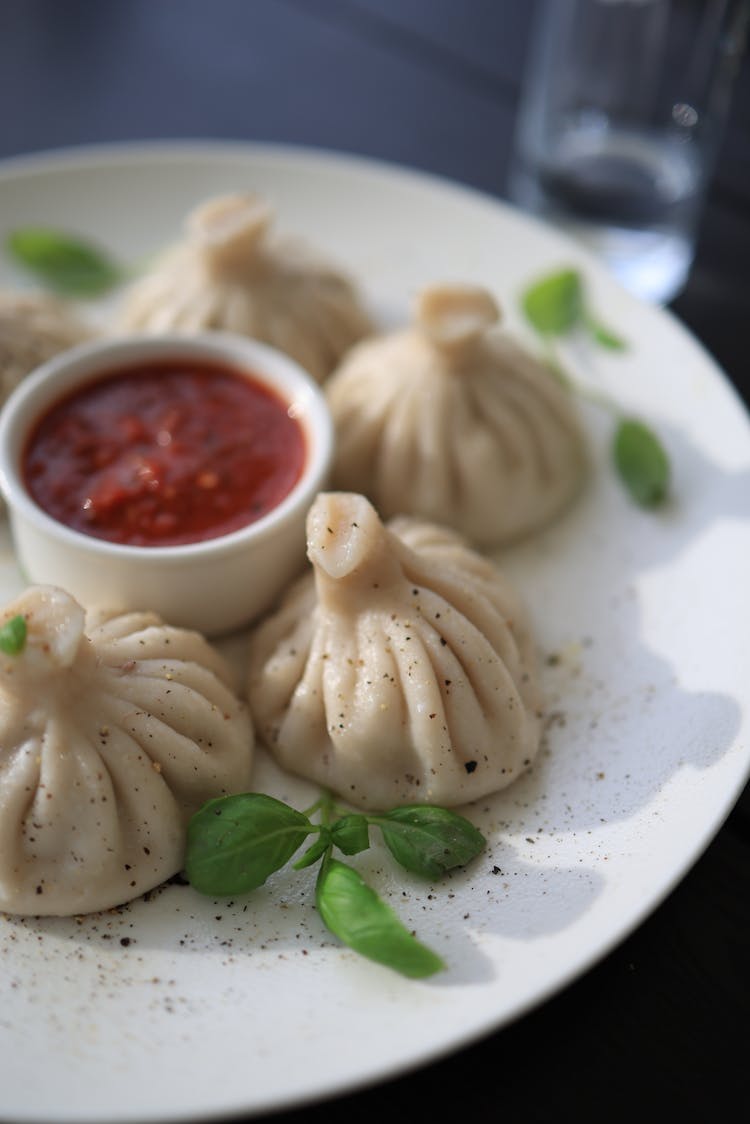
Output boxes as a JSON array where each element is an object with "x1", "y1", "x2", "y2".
[{"x1": 0, "y1": 142, "x2": 748, "y2": 1124}]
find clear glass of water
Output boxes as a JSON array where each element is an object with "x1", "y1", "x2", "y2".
[{"x1": 509, "y1": 0, "x2": 749, "y2": 304}]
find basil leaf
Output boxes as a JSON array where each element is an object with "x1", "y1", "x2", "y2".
[
  {"x1": 292, "y1": 829, "x2": 332, "y2": 870},
  {"x1": 586, "y1": 314, "x2": 627, "y2": 352},
  {"x1": 521, "y1": 268, "x2": 583, "y2": 336},
  {"x1": 316, "y1": 858, "x2": 444, "y2": 979},
  {"x1": 6, "y1": 227, "x2": 124, "y2": 296},
  {"x1": 0, "y1": 615, "x2": 27, "y2": 655},
  {"x1": 185, "y1": 793, "x2": 312, "y2": 895},
  {"x1": 613, "y1": 418, "x2": 670, "y2": 507},
  {"x1": 376, "y1": 806, "x2": 486, "y2": 879},
  {"x1": 331, "y1": 814, "x2": 370, "y2": 855}
]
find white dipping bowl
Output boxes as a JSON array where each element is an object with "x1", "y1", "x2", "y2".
[{"x1": 0, "y1": 332, "x2": 333, "y2": 635}]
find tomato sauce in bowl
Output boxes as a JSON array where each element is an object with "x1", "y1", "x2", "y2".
[
  {"x1": 0, "y1": 332, "x2": 333, "y2": 634},
  {"x1": 22, "y1": 359, "x2": 307, "y2": 547}
]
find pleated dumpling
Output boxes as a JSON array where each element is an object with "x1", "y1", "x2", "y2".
[
  {"x1": 0, "y1": 586, "x2": 254, "y2": 916},
  {"x1": 247, "y1": 492, "x2": 542, "y2": 810},
  {"x1": 0, "y1": 290, "x2": 92, "y2": 405},
  {"x1": 118, "y1": 193, "x2": 374, "y2": 382},
  {"x1": 326, "y1": 283, "x2": 588, "y2": 545}
]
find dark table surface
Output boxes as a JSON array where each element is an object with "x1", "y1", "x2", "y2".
[{"x1": 1, "y1": 2, "x2": 748, "y2": 1122}]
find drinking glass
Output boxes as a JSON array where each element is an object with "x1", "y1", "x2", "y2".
[{"x1": 509, "y1": 0, "x2": 749, "y2": 304}]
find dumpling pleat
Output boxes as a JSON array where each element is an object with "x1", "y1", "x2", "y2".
[
  {"x1": 273, "y1": 624, "x2": 339, "y2": 766},
  {"x1": 376, "y1": 385, "x2": 429, "y2": 516}
]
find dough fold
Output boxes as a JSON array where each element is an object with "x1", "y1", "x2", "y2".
[{"x1": 0, "y1": 290, "x2": 92, "y2": 405}]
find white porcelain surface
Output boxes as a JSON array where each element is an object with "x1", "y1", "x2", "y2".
[
  {"x1": 0, "y1": 331, "x2": 333, "y2": 635},
  {"x1": 0, "y1": 142, "x2": 748, "y2": 1124}
]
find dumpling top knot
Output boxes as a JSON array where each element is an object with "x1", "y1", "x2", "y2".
[
  {"x1": 117, "y1": 192, "x2": 374, "y2": 383},
  {"x1": 415, "y1": 283, "x2": 501, "y2": 356},
  {"x1": 186, "y1": 193, "x2": 275, "y2": 279},
  {"x1": 306, "y1": 490, "x2": 404, "y2": 604},
  {"x1": 247, "y1": 492, "x2": 542, "y2": 810},
  {"x1": 0, "y1": 586, "x2": 86, "y2": 683},
  {"x1": 326, "y1": 282, "x2": 588, "y2": 546}
]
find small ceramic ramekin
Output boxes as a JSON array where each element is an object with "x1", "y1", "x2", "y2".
[{"x1": 0, "y1": 331, "x2": 333, "y2": 635}]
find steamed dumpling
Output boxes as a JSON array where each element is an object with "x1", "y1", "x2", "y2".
[
  {"x1": 0, "y1": 290, "x2": 92, "y2": 405},
  {"x1": 326, "y1": 283, "x2": 588, "y2": 545},
  {"x1": 0, "y1": 586, "x2": 253, "y2": 916},
  {"x1": 247, "y1": 492, "x2": 541, "y2": 809},
  {"x1": 118, "y1": 193, "x2": 374, "y2": 382}
]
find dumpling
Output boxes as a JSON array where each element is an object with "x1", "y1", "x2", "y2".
[
  {"x1": 0, "y1": 290, "x2": 92, "y2": 406},
  {"x1": 0, "y1": 585, "x2": 253, "y2": 916},
  {"x1": 325, "y1": 283, "x2": 588, "y2": 545},
  {"x1": 117, "y1": 192, "x2": 374, "y2": 383},
  {"x1": 247, "y1": 492, "x2": 541, "y2": 810}
]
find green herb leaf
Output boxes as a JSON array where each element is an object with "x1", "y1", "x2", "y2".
[
  {"x1": 331, "y1": 814, "x2": 370, "y2": 855},
  {"x1": 185, "y1": 793, "x2": 312, "y2": 895},
  {"x1": 6, "y1": 227, "x2": 124, "y2": 296},
  {"x1": 376, "y1": 805, "x2": 486, "y2": 879},
  {"x1": 521, "y1": 268, "x2": 583, "y2": 336},
  {"x1": 0, "y1": 615, "x2": 27, "y2": 655},
  {"x1": 613, "y1": 418, "x2": 670, "y2": 507},
  {"x1": 292, "y1": 829, "x2": 333, "y2": 870},
  {"x1": 316, "y1": 857, "x2": 445, "y2": 978},
  {"x1": 585, "y1": 313, "x2": 628, "y2": 351}
]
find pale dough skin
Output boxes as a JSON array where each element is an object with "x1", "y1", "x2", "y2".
[
  {"x1": 118, "y1": 193, "x2": 374, "y2": 383},
  {"x1": 247, "y1": 492, "x2": 542, "y2": 810},
  {"x1": 326, "y1": 283, "x2": 588, "y2": 546},
  {"x1": 0, "y1": 586, "x2": 254, "y2": 916},
  {"x1": 0, "y1": 290, "x2": 92, "y2": 405}
]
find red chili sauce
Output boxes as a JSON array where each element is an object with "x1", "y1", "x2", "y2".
[{"x1": 22, "y1": 359, "x2": 307, "y2": 547}]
